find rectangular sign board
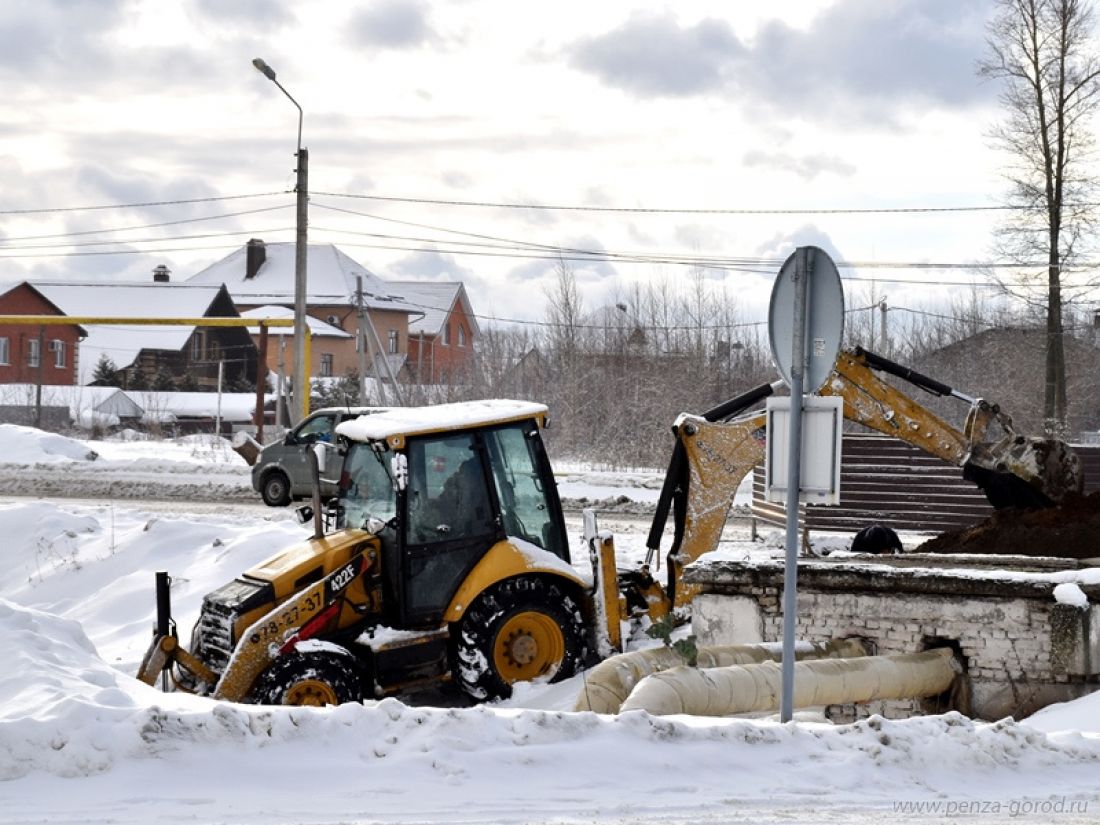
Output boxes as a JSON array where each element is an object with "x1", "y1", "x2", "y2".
[{"x1": 765, "y1": 396, "x2": 843, "y2": 505}]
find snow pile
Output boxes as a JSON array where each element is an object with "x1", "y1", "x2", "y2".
[
  {"x1": 1054, "y1": 582, "x2": 1090, "y2": 608},
  {"x1": 1027, "y1": 690, "x2": 1100, "y2": 735},
  {"x1": 0, "y1": 423, "x2": 98, "y2": 463},
  {"x1": 3, "y1": 594, "x2": 1099, "y2": 794}
]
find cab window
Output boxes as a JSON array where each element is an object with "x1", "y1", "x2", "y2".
[
  {"x1": 484, "y1": 423, "x2": 565, "y2": 560},
  {"x1": 405, "y1": 433, "x2": 494, "y2": 545},
  {"x1": 339, "y1": 443, "x2": 396, "y2": 529}
]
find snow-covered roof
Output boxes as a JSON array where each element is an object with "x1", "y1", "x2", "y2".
[
  {"x1": 0, "y1": 384, "x2": 143, "y2": 418},
  {"x1": 27, "y1": 281, "x2": 234, "y2": 383},
  {"x1": 337, "y1": 400, "x2": 548, "y2": 443},
  {"x1": 239, "y1": 306, "x2": 352, "y2": 338},
  {"x1": 388, "y1": 281, "x2": 479, "y2": 336},
  {"x1": 30, "y1": 281, "x2": 227, "y2": 319},
  {"x1": 186, "y1": 242, "x2": 420, "y2": 314},
  {"x1": 131, "y1": 391, "x2": 271, "y2": 423}
]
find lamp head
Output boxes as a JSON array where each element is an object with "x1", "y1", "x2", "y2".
[{"x1": 252, "y1": 58, "x2": 277, "y2": 81}]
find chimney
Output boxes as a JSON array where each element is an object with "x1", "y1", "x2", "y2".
[
  {"x1": 245, "y1": 238, "x2": 266, "y2": 280},
  {"x1": 152, "y1": 264, "x2": 171, "y2": 283}
]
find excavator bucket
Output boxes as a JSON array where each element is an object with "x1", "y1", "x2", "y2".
[{"x1": 964, "y1": 436, "x2": 1083, "y2": 509}]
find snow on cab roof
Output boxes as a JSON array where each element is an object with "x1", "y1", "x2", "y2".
[{"x1": 336, "y1": 400, "x2": 548, "y2": 443}]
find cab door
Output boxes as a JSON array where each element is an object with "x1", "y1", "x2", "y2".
[{"x1": 399, "y1": 431, "x2": 499, "y2": 627}]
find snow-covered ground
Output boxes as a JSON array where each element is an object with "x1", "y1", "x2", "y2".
[{"x1": 1, "y1": 424, "x2": 1098, "y2": 824}]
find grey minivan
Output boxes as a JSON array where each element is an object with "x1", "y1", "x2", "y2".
[{"x1": 251, "y1": 406, "x2": 385, "y2": 506}]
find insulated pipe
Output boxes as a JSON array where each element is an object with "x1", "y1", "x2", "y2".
[
  {"x1": 618, "y1": 647, "x2": 961, "y2": 717},
  {"x1": 573, "y1": 637, "x2": 870, "y2": 714}
]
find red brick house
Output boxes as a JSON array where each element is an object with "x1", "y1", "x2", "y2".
[
  {"x1": 0, "y1": 283, "x2": 86, "y2": 385},
  {"x1": 390, "y1": 282, "x2": 479, "y2": 384}
]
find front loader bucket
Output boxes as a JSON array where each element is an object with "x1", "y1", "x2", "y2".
[{"x1": 965, "y1": 437, "x2": 1083, "y2": 509}]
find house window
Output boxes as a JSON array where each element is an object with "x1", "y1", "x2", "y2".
[
  {"x1": 388, "y1": 330, "x2": 399, "y2": 354},
  {"x1": 458, "y1": 326, "x2": 466, "y2": 347},
  {"x1": 0, "y1": 337, "x2": 8, "y2": 365},
  {"x1": 443, "y1": 324, "x2": 451, "y2": 346},
  {"x1": 27, "y1": 338, "x2": 40, "y2": 368},
  {"x1": 191, "y1": 332, "x2": 204, "y2": 360},
  {"x1": 320, "y1": 353, "x2": 334, "y2": 377},
  {"x1": 50, "y1": 339, "x2": 65, "y2": 368}
]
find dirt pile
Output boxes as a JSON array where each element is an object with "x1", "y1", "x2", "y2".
[{"x1": 917, "y1": 491, "x2": 1100, "y2": 560}]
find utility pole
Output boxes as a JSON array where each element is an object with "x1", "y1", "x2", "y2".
[
  {"x1": 356, "y1": 276, "x2": 371, "y2": 405},
  {"x1": 353, "y1": 275, "x2": 405, "y2": 406},
  {"x1": 253, "y1": 58, "x2": 309, "y2": 424},
  {"x1": 215, "y1": 359, "x2": 224, "y2": 437},
  {"x1": 277, "y1": 335, "x2": 286, "y2": 429},
  {"x1": 879, "y1": 299, "x2": 888, "y2": 354},
  {"x1": 34, "y1": 326, "x2": 44, "y2": 428}
]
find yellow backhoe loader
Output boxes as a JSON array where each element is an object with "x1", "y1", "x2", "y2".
[{"x1": 137, "y1": 348, "x2": 1081, "y2": 706}]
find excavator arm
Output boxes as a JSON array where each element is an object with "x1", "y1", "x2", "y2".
[{"x1": 645, "y1": 347, "x2": 1083, "y2": 609}]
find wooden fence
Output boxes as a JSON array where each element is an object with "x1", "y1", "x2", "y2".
[{"x1": 751, "y1": 433, "x2": 1100, "y2": 533}]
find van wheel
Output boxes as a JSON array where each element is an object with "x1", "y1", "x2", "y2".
[
  {"x1": 261, "y1": 471, "x2": 291, "y2": 507},
  {"x1": 252, "y1": 650, "x2": 362, "y2": 706},
  {"x1": 454, "y1": 577, "x2": 588, "y2": 701}
]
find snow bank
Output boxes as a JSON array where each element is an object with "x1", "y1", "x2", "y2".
[
  {"x1": 0, "y1": 424, "x2": 98, "y2": 463},
  {"x1": 4, "y1": 594, "x2": 1100, "y2": 789}
]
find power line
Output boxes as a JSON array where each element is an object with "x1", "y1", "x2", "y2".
[
  {"x1": 1, "y1": 226, "x2": 294, "y2": 252},
  {"x1": 0, "y1": 191, "x2": 288, "y2": 216},
  {"x1": 0, "y1": 205, "x2": 293, "y2": 244},
  {"x1": 314, "y1": 190, "x2": 1026, "y2": 216}
]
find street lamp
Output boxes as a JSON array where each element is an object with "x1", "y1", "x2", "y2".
[{"x1": 252, "y1": 57, "x2": 309, "y2": 424}]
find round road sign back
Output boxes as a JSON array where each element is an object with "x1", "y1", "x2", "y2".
[{"x1": 768, "y1": 246, "x2": 845, "y2": 394}]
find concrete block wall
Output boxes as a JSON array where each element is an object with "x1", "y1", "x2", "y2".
[{"x1": 693, "y1": 587, "x2": 1096, "y2": 720}]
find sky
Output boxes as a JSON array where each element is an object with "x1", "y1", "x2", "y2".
[{"x1": 1, "y1": 0, "x2": 1053, "y2": 332}]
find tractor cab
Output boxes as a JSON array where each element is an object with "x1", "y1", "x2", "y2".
[{"x1": 334, "y1": 400, "x2": 572, "y2": 629}]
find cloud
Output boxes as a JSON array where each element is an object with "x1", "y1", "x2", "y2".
[
  {"x1": 193, "y1": 0, "x2": 294, "y2": 31},
  {"x1": 387, "y1": 249, "x2": 477, "y2": 282},
  {"x1": 742, "y1": 150, "x2": 857, "y2": 180},
  {"x1": 569, "y1": 12, "x2": 743, "y2": 97},
  {"x1": 0, "y1": 0, "x2": 121, "y2": 74},
  {"x1": 0, "y1": 1, "x2": 221, "y2": 93},
  {"x1": 754, "y1": 224, "x2": 845, "y2": 263},
  {"x1": 567, "y1": 1, "x2": 991, "y2": 118},
  {"x1": 347, "y1": 0, "x2": 437, "y2": 50}
]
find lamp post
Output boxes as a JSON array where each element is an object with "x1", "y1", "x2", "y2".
[{"x1": 252, "y1": 57, "x2": 309, "y2": 424}]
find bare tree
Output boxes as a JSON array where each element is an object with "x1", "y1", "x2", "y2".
[{"x1": 981, "y1": 0, "x2": 1100, "y2": 435}]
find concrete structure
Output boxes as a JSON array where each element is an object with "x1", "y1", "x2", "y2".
[{"x1": 688, "y1": 553, "x2": 1100, "y2": 721}]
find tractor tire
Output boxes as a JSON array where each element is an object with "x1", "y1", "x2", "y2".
[
  {"x1": 260, "y1": 471, "x2": 292, "y2": 507},
  {"x1": 454, "y1": 577, "x2": 588, "y2": 701},
  {"x1": 251, "y1": 649, "x2": 363, "y2": 706}
]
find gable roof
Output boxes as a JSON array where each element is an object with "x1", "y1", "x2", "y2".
[
  {"x1": 28, "y1": 281, "x2": 235, "y2": 383},
  {"x1": 387, "y1": 281, "x2": 479, "y2": 337},
  {"x1": 186, "y1": 241, "x2": 419, "y2": 314},
  {"x1": 0, "y1": 282, "x2": 89, "y2": 336}
]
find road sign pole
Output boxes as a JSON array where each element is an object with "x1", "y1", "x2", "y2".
[{"x1": 780, "y1": 247, "x2": 812, "y2": 722}]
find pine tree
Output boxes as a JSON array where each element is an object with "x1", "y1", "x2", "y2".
[{"x1": 91, "y1": 354, "x2": 119, "y2": 386}]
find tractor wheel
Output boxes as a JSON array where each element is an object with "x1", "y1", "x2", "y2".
[
  {"x1": 261, "y1": 471, "x2": 292, "y2": 507},
  {"x1": 454, "y1": 577, "x2": 588, "y2": 701},
  {"x1": 252, "y1": 650, "x2": 363, "y2": 706}
]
